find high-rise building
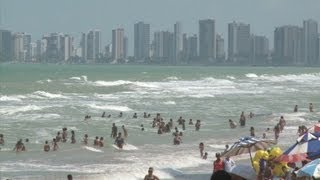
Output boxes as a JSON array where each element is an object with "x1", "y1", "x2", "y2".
[
  {"x1": 36, "y1": 39, "x2": 47, "y2": 62},
  {"x1": 42, "y1": 33, "x2": 74, "y2": 63},
  {"x1": 80, "y1": 33, "x2": 87, "y2": 60},
  {"x1": 250, "y1": 35, "x2": 269, "y2": 64},
  {"x1": 173, "y1": 22, "x2": 182, "y2": 64},
  {"x1": 123, "y1": 36, "x2": 128, "y2": 59},
  {"x1": 216, "y1": 34, "x2": 225, "y2": 61},
  {"x1": 228, "y1": 22, "x2": 250, "y2": 63},
  {"x1": 318, "y1": 35, "x2": 320, "y2": 62},
  {"x1": 87, "y1": 29, "x2": 101, "y2": 63},
  {"x1": 13, "y1": 33, "x2": 25, "y2": 61},
  {"x1": 42, "y1": 33, "x2": 63, "y2": 63},
  {"x1": 274, "y1": 26, "x2": 303, "y2": 65},
  {"x1": 303, "y1": 19, "x2": 318, "y2": 65},
  {"x1": 181, "y1": 33, "x2": 198, "y2": 63},
  {"x1": 153, "y1": 31, "x2": 174, "y2": 63},
  {"x1": 30, "y1": 42, "x2": 37, "y2": 62},
  {"x1": 0, "y1": 29, "x2": 13, "y2": 62},
  {"x1": 199, "y1": 19, "x2": 216, "y2": 61},
  {"x1": 112, "y1": 28, "x2": 125, "y2": 61},
  {"x1": 61, "y1": 35, "x2": 73, "y2": 61},
  {"x1": 134, "y1": 22, "x2": 150, "y2": 61}
]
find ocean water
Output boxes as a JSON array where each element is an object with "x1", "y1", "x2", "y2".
[{"x1": 0, "y1": 64, "x2": 320, "y2": 180}]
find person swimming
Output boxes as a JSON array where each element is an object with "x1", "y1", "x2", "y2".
[
  {"x1": 133, "y1": 113, "x2": 138, "y2": 119},
  {"x1": 141, "y1": 124, "x2": 145, "y2": 131},
  {"x1": 189, "y1": 119, "x2": 193, "y2": 125},
  {"x1": 118, "y1": 112, "x2": 123, "y2": 118}
]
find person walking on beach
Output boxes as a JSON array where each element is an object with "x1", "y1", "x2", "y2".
[
  {"x1": 309, "y1": 103, "x2": 314, "y2": 112},
  {"x1": 213, "y1": 153, "x2": 224, "y2": 173},
  {"x1": 111, "y1": 123, "x2": 118, "y2": 139},
  {"x1": 144, "y1": 167, "x2": 159, "y2": 180},
  {"x1": 44, "y1": 141, "x2": 50, "y2": 152}
]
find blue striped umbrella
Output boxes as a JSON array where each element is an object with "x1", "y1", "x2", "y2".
[
  {"x1": 296, "y1": 158, "x2": 320, "y2": 178},
  {"x1": 222, "y1": 137, "x2": 276, "y2": 165}
]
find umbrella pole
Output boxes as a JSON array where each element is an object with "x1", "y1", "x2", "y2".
[{"x1": 248, "y1": 147, "x2": 254, "y2": 167}]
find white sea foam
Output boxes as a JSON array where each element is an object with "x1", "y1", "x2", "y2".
[
  {"x1": 226, "y1": 75, "x2": 236, "y2": 80},
  {"x1": 245, "y1": 73, "x2": 258, "y2": 78},
  {"x1": 94, "y1": 80, "x2": 131, "y2": 87},
  {"x1": 0, "y1": 105, "x2": 44, "y2": 115},
  {"x1": 94, "y1": 93, "x2": 119, "y2": 99},
  {"x1": 87, "y1": 104, "x2": 132, "y2": 112},
  {"x1": 46, "y1": 79, "x2": 52, "y2": 82},
  {"x1": 0, "y1": 95, "x2": 22, "y2": 102},
  {"x1": 165, "y1": 76, "x2": 179, "y2": 81},
  {"x1": 70, "y1": 76, "x2": 81, "y2": 80},
  {"x1": 81, "y1": 75, "x2": 88, "y2": 81},
  {"x1": 163, "y1": 101, "x2": 176, "y2": 105},
  {"x1": 33, "y1": 91, "x2": 69, "y2": 99}
]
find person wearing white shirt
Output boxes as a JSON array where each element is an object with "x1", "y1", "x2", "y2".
[{"x1": 224, "y1": 156, "x2": 235, "y2": 173}]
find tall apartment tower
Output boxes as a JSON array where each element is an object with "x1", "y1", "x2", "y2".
[
  {"x1": 173, "y1": 22, "x2": 182, "y2": 64},
  {"x1": 0, "y1": 29, "x2": 13, "y2": 62},
  {"x1": 87, "y1": 29, "x2": 101, "y2": 63},
  {"x1": 112, "y1": 28, "x2": 125, "y2": 61},
  {"x1": 199, "y1": 19, "x2": 216, "y2": 61},
  {"x1": 80, "y1": 33, "x2": 87, "y2": 60},
  {"x1": 228, "y1": 22, "x2": 250, "y2": 63},
  {"x1": 134, "y1": 22, "x2": 150, "y2": 61},
  {"x1": 303, "y1": 19, "x2": 318, "y2": 65},
  {"x1": 274, "y1": 26, "x2": 303, "y2": 65},
  {"x1": 216, "y1": 34, "x2": 225, "y2": 61}
]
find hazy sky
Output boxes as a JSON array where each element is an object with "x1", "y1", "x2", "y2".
[{"x1": 1, "y1": 0, "x2": 320, "y2": 54}]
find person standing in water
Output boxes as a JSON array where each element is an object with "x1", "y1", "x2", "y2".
[
  {"x1": 99, "y1": 137, "x2": 104, "y2": 147},
  {"x1": 44, "y1": 141, "x2": 50, "y2": 152},
  {"x1": 82, "y1": 134, "x2": 88, "y2": 145},
  {"x1": 0, "y1": 134, "x2": 4, "y2": 145},
  {"x1": 115, "y1": 132, "x2": 125, "y2": 149},
  {"x1": 118, "y1": 112, "x2": 123, "y2": 118},
  {"x1": 52, "y1": 138, "x2": 59, "y2": 151},
  {"x1": 122, "y1": 125, "x2": 128, "y2": 138},
  {"x1": 309, "y1": 103, "x2": 314, "y2": 112},
  {"x1": 111, "y1": 123, "x2": 118, "y2": 139},
  {"x1": 228, "y1": 119, "x2": 237, "y2": 129},
  {"x1": 250, "y1": 127, "x2": 255, "y2": 137},
  {"x1": 101, "y1": 112, "x2": 106, "y2": 117},
  {"x1": 144, "y1": 167, "x2": 160, "y2": 180},
  {"x1": 239, "y1": 111, "x2": 246, "y2": 126},
  {"x1": 294, "y1": 105, "x2": 298, "y2": 112},
  {"x1": 199, "y1": 142, "x2": 204, "y2": 157},
  {"x1": 71, "y1": 130, "x2": 76, "y2": 144},
  {"x1": 62, "y1": 128, "x2": 67, "y2": 142},
  {"x1": 279, "y1": 116, "x2": 286, "y2": 132}
]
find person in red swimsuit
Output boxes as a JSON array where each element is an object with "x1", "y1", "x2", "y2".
[{"x1": 213, "y1": 153, "x2": 224, "y2": 173}]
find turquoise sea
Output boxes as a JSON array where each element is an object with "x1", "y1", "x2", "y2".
[{"x1": 1, "y1": 64, "x2": 320, "y2": 179}]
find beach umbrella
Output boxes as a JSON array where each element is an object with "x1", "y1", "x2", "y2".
[
  {"x1": 296, "y1": 158, "x2": 320, "y2": 178},
  {"x1": 277, "y1": 132, "x2": 320, "y2": 162},
  {"x1": 221, "y1": 137, "x2": 276, "y2": 165}
]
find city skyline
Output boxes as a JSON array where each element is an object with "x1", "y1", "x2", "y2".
[
  {"x1": 0, "y1": 18, "x2": 319, "y2": 66},
  {"x1": 1, "y1": 0, "x2": 320, "y2": 54}
]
